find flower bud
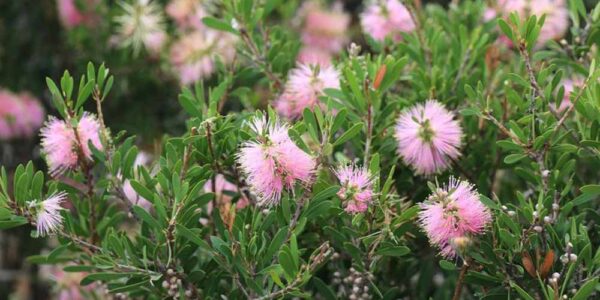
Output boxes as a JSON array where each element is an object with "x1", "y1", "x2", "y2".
[
  {"x1": 508, "y1": 210, "x2": 516, "y2": 217},
  {"x1": 544, "y1": 216, "x2": 552, "y2": 224},
  {"x1": 533, "y1": 225, "x2": 543, "y2": 233},
  {"x1": 569, "y1": 253, "x2": 577, "y2": 262}
]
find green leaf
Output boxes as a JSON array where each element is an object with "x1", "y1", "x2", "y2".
[
  {"x1": 572, "y1": 277, "x2": 598, "y2": 300},
  {"x1": 202, "y1": 17, "x2": 237, "y2": 34},
  {"x1": 504, "y1": 154, "x2": 527, "y2": 164},
  {"x1": 510, "y1": 281, "x2": 535, "y2": 300},
  {"x1": 176, "y1": 224, "x2": 212, "y2": 252},
  {"x1": 80, "y1": 272, "x2": 135, "y2": 286},
  {"x1": 132, "y1": 205, "x2": 160, "y2": 230},
  {"x1": 278, "y1": 250, "x2": 297, "y2": 280},
  {"x1": 375, "y1": 246, "x2": 410, "y2": 257},
  {"x1": 333, "y1": 122, "x2": 363, "y2": 146},
  {"x1": 439, "y1": 260, "x2": 456, "y2": 271}
]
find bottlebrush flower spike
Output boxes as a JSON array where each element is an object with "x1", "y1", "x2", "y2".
[
  {"x1": 32, "y1": 192, "x2": 67, "y2": 236},
  {"x1": 170, "y1": 30, "x2": 237, "y2": 84},
  {"x1": 299, "y1": 1, "x2": 350, "y2": 54},
  {"x1": 114, "y1": 0, "x2": 167, "y2": 55},
  {"x1": 0, "y1": 90, "x2": 45, "y2": 140},
  {"x1": 360, "y1": 0, "x2": 416, "y2": 42},
  {"x1": 490, "y1": 0, "x2": 568, "y2": 47},
  {"x1": 394, "y1": 100, "x2": 462, "y2": 175},
  {"x1": 237, "y1": 116, "x2": 315, "y2": 206},
  {"x1": 275, "y1": 64, "x2": 340, "y2": 119},
  {"x1": 335, "y1": 165, "x2": 374, "y2": 214},
  {"x1": 40, "y1": 113, "x2": 104, "y2": 176},
  {"x1": 418, "y1": 178, "x2": 492, "y2": 258}
]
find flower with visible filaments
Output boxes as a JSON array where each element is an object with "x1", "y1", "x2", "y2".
[
  {"x1": 418, "y1": 178, "x2": 492, "y2": 258},
  {"x1": 237, "y1": 116, "x2": 315, "y2": 206},
  {"x1": 31, "y1": 192, "x2": 67, "y2": 237},
  {"x1": 395, "y1": 100, "x2": 462, "y2": 175}
]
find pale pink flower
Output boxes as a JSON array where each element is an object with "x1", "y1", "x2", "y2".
[
  {"x1": 275, "y1": 64, "x2": 340, "y2": 119},
  {"x1": 77, "y1": 113, "x2": 103, "y2": 159},
  {"x1": 40, "y1": 113, "x2": 103, "y2": 176},
  {"x1": 237, "y1": 116, "x2": 315, "y2": 206},
  {"x1": 122, "y1": 152, "x2": 154, "y2": 211},
  {"x1": 0, "y1": 90, "x2": 45, "y2": 140},
  {"x1": 551, "y1": 78, "x2": 584, "y2": 113},
  {"x1": 170, "y1": 30, "x2": 237, "y2": 84},
  {"x1": 40, "y1": 118, "x2": 79, "y2": 176},
  {"x1": 40, "y1": 264, "x2": 96, "y2": 300},
  {"x1": 34, "y1": 192, "x2": 67, "y2": 236},
  {"x1": 166, "y1": 0, "x2": 207, "y2": 30},
  {"x1": 204, "y1": 174, "x2": 249, "y2": 210},
  {"x1": 56, "y1": 0, "x2": 97, "y2": 28},
  {"x1": 299, "y1": 1, "x2": 350, "y2": 54},
  {"x1": 360, "y1": 0, "x2": 416, "y2": 42},
  {"x1": 395, "y1": 100, "x2": 462, "y2": 175},
  {"x1": 335, "y1": 165, "x2": 374, "y2": 214},
  {"x1": 493, "y1": 0, "x2": 569, "y2": 47},
  {"x1": 418, "y1": 178, "x2": 492, "y2": 258},
  {"x1": 297, "y1": 46, "x2": 333, "y2": 67}
]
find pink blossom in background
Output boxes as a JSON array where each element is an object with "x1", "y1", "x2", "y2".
[
  {"x1": 237, "y1": 116, "x2": 315, "y2": 206},
  {"x1": 395, "y1": 100, "x2": 462, "y2": 175},
  {"x1": 551, "y1": 77, "x2": 584, "y2": 113},
  {"x1": 360, "y1": 0, "x2": 416, "y2": 42},
  {"x1": 166, "y1": 0, "x2": 207, "y2": 30},
  {"x1": 297, "y1": 46, "x2": 333, "y2": 67},
  {"x1": 57, "y1": 0, "x2": 97, "y2": 28},
  {"x1": 0, "y1": 90, "x2": 45, "y2": 140},
  {"x1": 40, "y1": 264, "x2": 96, "y2": 300},
  {"x1": 300, "y1": 1, "x2": 350, "y2": 54},
  {"x1": 34, "y1": 192, "x2": 67, "y2": 236},
  {"x1": 275, "y1": 64, "x2": 340, "y2": 119},
  {"x1": 122, "y1": 152, "x2": 154, "y2": 211},
  {"x1": 418, "y1": 178, "x2": 492, "y2": 258},
  {"x1": 335, "y1": 165, "x2": 374, "y2": 214},
  {"x1": 492, "y1": 0, "x2": 569, "y2": 47},
  {"x1": 204, "y1": 174, "x2": 250, "y2": 210},
  {"x1": 170, "y1": 30, "x2": 237, "y2": 84},
  {"x1": 40, "y1": 113, "x2": 104, "y2": 176}
]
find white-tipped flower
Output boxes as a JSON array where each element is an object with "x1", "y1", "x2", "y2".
[
  {"x1": 114, "y1": 0, "x2": 167, "y2": 55},
  {"x1": 32, "y1": 192, "x2": 67, "y2": 236}
]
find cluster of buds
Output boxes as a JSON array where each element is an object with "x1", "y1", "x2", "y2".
[
  {"x1": 161, "y1": 269, "x2": 196, "y2": 298},
  {"x1": 560, "y1": 243, "x2": 578, "y2": 264},
  {"x1": 548, "y1": 272, "x2": 561, "y2": 285},
  {"x1": 337, "y1": 267, "x2": 373, "y2": 300},
  {"x1": 501, "y1": 205, "x2": 516, "y2": 217}
]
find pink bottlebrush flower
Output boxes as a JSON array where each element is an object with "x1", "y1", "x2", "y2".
[
  {"x1": 418, "y1": 178, "x2": 492, "y2": 258},
  {"x1": 300, "y1": 1, "x2": 350, "y2": 54},
  {"x1": 18, "y1": 93, "x2": 46, "y2": 137},
  {"x1": 34, "y1": 192, "x2": 67, "y2": 236},
  {"x1": 237, "y1": 116, "x2": 315, "y2": 206},
  {"x1": 170, "y1": 30, "x2": 237, "y2": 84},
  {"x1": 204, "y1": 174, "x2": 249, "y2": 210},
  {"x1": 0, "y1": 90, "x2": 45, "y2": 140},
  {"x1": 335, "y1": 165, "x2": 374, "y2": 214},
  {"x1": 297, "y1": 46, "x2": 333, "y2": 67},
  {"x1": 394, "y1": 100, "x2": 462, "y2": 175},
  {"x1": 40, "y1": 113, "x2": 104, "y2": 176},
  {"x1": 493, "y1": 0, "x2": 568, "y2": 47},
  {"x1": 40, "y1": 118, "x2": 79, "y2": 176},
  {"x1": 0, "y1": 91, "x2": 23, "y2": 140},
  {"x1": 56, "y1": 0, "x2": 97, "y2": 28},
  {"x1": 275, "y1": 64, "x2": 340, "y2": 119},
  {"x1": 360, "y1": 0, "x2": 416, "y2": 42},
  {"x1": 122, "y1": 152, "x2": 154, "y2": 211},
  {"x1": 40, "y1": 264, "x2": 96, "y2": 300},
  {"x1": 77, "y1": 113, "x2": 104, "y2": 159},
  {"x1": 166, "y1": 0, "x2": 207, "y2": 30}
]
